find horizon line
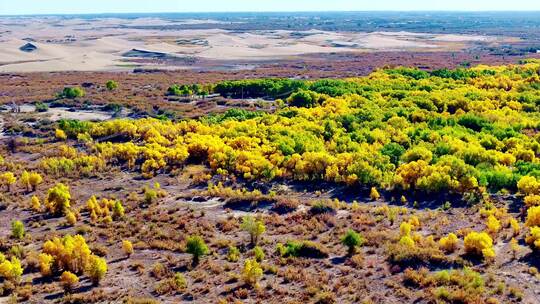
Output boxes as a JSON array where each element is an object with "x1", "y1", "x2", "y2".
[{"x1": 2, "y1": 10, "x2": 540, "y2": 17}]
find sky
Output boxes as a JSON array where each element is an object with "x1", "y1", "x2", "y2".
[{"x1": 1, "y1": 0, "x2": 540, "y2": 15}]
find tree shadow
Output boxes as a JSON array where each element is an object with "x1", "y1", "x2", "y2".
[
  {"x1": 109, "y1": 256, "x2": 129, "y2": 264},
  {"x1": 519, "y1": 252, "x2": 540, "y2": 269},
  {"x1": 330, "y1": 256, "x2": 347, "y2": 265}
]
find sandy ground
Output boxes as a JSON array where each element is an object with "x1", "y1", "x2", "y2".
[{"x1": 0, "y1": 16, "x2": 505, "y2": 72}]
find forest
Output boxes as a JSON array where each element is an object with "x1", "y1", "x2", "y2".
[{"x1": 1, "y1": 61, "x2": 540, "y2": 303}]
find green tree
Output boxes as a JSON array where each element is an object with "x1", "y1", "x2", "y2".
[
  {"x1": 287, "y1": 90, "x2": 320, "y2": 108},
  {"x1": 341, "y1": 229, "x2": 364, "y2": 256},
  {"x1": 185, "y1": 235, "x2": 209, "y2": 266}
]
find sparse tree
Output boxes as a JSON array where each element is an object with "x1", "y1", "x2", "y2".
[
  {"x1": 341, "y1": 229, "x2": 364, "y2": 256},
  {"x1": 0, "y1": 172, "x2": 16, "y2": 192},
  {"x1": 241, "y1": 216, "x2": 266, "y2": 246},
  {"x1": 185, "y1": 235, "x2": 209, "y2": 266},
  {"x1": 87, "y1": 255, "x2": 107, "y2": 285},
  {"x1": 122, "y1": 240, "x2": 133, "y2": 258}
]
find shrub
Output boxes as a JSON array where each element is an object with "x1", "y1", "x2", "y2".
[
  {"x1": 60, "y1": 271, "x2": 79, "y2": 293},
  {"x1": 55, "y1": 129, "x2": 67, "y2": 140},
  {"x1": 387, "y1": 237, "x2": 445, "y2": 265},
  {"x1": 524, "y1": 195, "x2": 540, "y2": 208},
  {"x1": 438, "y1": 233, "x2": 458, "y2": 253},
  {"x1": 403, "y1": 267, "x2": 485, "y2": 303},
  {"x1": 409, "y1": 215, "x2": 421, "y2": 227},
  {"x1": 240, "y1": 216, "x2": 265, "y2": 246},
  {"x1": 400, "y1": 222, "x2": 413, "y2": 237},
  {"x1": 509, "y1": 218, "x2": 520, "y2": 236},
  {"x1": 143, "y1": 187, "x2": 158, "y2": 204},
  {"x1": 241, "y1": 259, "x2": 263, "y2": 287},
  {"x1": 106, "y1": 80, "x2": 118, "y2": 91},
  {"x1": 155, "y1": 273, "x2": 187, "y2": 295},
  {"x1": 35, "y1": 102, "x2": 49, "y2": 112},
  {"x1": 525, "y1": 206, "x2": 540, "y2": 227},
  {"x1": 287, "y1": 90, "x2": 321, "y2": 108},
  {"x1": 525, "y1": 226, "x2": 540, "y2": 251},
  {"x1": 65, "y1": 211, "x2": 77, "y2": 226},
  {"x1": 11, "y1": 220, "x2": 24, "y2": 240},
  {"x1": 38, "y1": 253, "x2": 54, "y2": 276},
  {"x1": 278, "y1": 241, "x2": 329, "y2": 259},
  {"x1": 0, "y1": 172, "x2": 16, "y2": 192},
  {"x1": 309, "y1": 201, "x2": 335, "y2": 215},
  {"x1": 31, "y1": 195, "x2": 41, "y2": 212},
  {"x1": 341, "y1": 229, "x2": 364, "y2": 256},
  {"x1": 122, "y1": 240, "x2": 134, "y2": 257},
  {"x1": 464, "y1": 232, "x2": 494, "y2": 260},
  {"x1": 370, "y1": 187, "x2": 380, "y2": 200},
  {"x1": 517, "y1": 175, "x2": 540, "y2": 196},
  {"x1": 45, "y1": 183, "x2": 71, "y2": 216},
  {"x1": 185, "y1": 235, "x2": 209, "y2": 265},
  {"x1": 0, "y1": 256, "x2": 23, "y2": 283},
  {"x1": 227, "y1": 246, "x2": 240, "y2": 262},
  {"x1": 112, "y1": 200, "x2": 125, "y2": 219},
  {"x1": 61, "y1": 87, "x2": 85, "y2": 99},
  {"x1": 87, "y1": 255, "x2": 107, "y2": 285},
  {"x1": 486, "y1": 215, "x2": 501, "y2": 235},
  {"x1": 253, "y1": 246, "x2": 265, "y2": 262},
  {"x1": 399, "y1": 236, "x2": 415, "y2": 247}
]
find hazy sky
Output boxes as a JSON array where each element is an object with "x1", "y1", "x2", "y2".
[{"x1": 1, "y1": 0, "x2": 540, "y2": 15}]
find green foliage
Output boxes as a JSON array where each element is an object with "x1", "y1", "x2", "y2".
[
  {"x1": 386, "y1": 67, "x2": 430, "y2": 80},
  {"x1": 381, "y1": 142, "x2": 406, "y2": 165},
  {"x1": 457, "y1": 113, "x2": 492, "y2": 132},
  {"x1": 404, "y1": 267, "x2": 485, "y2": 303},
  {"x1": 253, "y1": 246, "x2": 265, "y2": 262},
  {"x1": 105, "y1": 80, "x2": 118, "y2": 91},
  {"x1": 60, "y1": 87, "x2": 85, "y2": 99},
  {"x1": 341, "y1": 229, "x2": 364, "y2": 255},
  {"x1": 277, "y1": 241, "x2": 329, "y2": 259},
  {"x1": 34, "y1": 102, "x2": 49, "y2": 112},
  {"x1": 227, "y1": 246, "x2": 240, "y2": 262},
  {"x1": 58, "y1": 119, "x2": 91, "y2": 138},
  {"x1": 185, "y1": 235, "x2": 209, "y2": 265},
  {"x1": 167, "y1": 84, "x2": 193, "y2": 96},
  {"x1": 74, "y1": 63, "x2": 540, "y2": 198},
  {"x1": 287, "y1": 90, "x2": 322, "y2": 108},
  {"x1": 203, "y1": 108, "x2": 265, "y2": 124},
  {"x1": 214, "y1": 78, "x2": 307, "y2": 99},
  {"x1": 11, "y1": 220, "x2": 24, "y2": 240}
]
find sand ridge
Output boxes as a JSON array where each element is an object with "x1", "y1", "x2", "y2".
[{"x1": 0, "y1": 16, "x2": 506, "y2": 72}]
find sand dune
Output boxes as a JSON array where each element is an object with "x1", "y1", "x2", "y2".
[{"x1": 0, "y1": 16, "x2": 504, "y2": 72}]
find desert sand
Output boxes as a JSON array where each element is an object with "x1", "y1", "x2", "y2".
[{"x1": 0, "y1": 16, "x2": 505, "y2": 72}]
